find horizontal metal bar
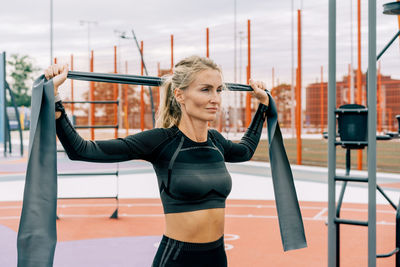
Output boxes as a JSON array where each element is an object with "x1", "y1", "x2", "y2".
[
  {"x1": 74, "y1": 125, "x2": 118, "y2": 129},
  {"x1": 376, "y1": 248, "x2": 399, "y2": 258},
  {"x1": 58, "y1": 172, "x2": 118, "y2": 176},
  {"x1": 58, "y1": 196, "x2": 118, "y2": 200},
  {"x1": 334, "y1": 218, "x2": 368, "y2": 226},
  {"x1": 63, "y1": 100, "x2": 119, "y2": 104},
  {"x1": 67, "y1": 71, "x2": 255, "y2": 92},
  {"x1": 334, "y1": 176, "x2": 368, "y2": 182}
]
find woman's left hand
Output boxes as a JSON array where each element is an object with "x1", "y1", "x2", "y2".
[{"x1": 249, "y1": 79, "x2": 269, "y2": 106}]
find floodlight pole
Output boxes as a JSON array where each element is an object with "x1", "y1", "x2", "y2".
[
  {"x1": 50, "y1": 0, "x2": 53, "y2": 65},
  {"x1": 118, "y1": 30, "x2": 155, "y2": 128}
]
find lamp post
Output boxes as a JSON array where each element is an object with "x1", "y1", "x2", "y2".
[
  {"x1": 116, "y1": 30, "x2": 155, "y2": 128},
  {"x1": 79, "y1": 20, "x2": 98, "y2": 69},
  {"x1": 80, "y1": 20, "x2": 97, "y2": 133},
  {"x1": 50, "y1": 0, "x2": 53, "y2": 65}
]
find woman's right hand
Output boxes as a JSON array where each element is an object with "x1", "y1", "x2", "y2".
[{"x1": 44, "y1": 64, "x2": 69, "y2": 94}]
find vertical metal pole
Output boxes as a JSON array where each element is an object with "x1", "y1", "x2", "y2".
[
  {"x1": 291, "y1": 0, "x2": 295, "y2": 138},
  {"x1": 367, "y1": 0, "x2": 377, "y2": 265},
  {"x1": 140, "y1": 41, "x2": 144, "y2": 132},
  {"x1": 170, "y1": 34, "x2": 174, "y2": 73},
  {"x1": 297, "y1": 9, "x2": 302, "y2": 165},
  {"x1": 90, "y1": 50, "x2": 95, "y2": 140},
  {"x1": 377, "y1": 62, "x2": 381, "y2": 133},
  {"x1": 245, "y1": 19, "x2": 251, "y2": 127},
  {"x1": 321, "y1": 66, "x2": 324, "y2": 134},
  {"x1": 0, "y1": 52, "x2": 5, "y2": 155},
  {"x1": 234, "y1": 0, "x2": 237, "y2": 83},
  {"x1": 113, "y1": 45, "x2": 118, "y2": 139},
  {"x1": 348, "y1": 64, "x2": 351, "y2": 104},
  {"x1": 70, "y1": 54, "x2": 74, "y2": 117},
  {"x1": 272, "y1": 67, "x2": 275, "y2": 89},
  {"x1": 357, "y1": 0, "x2": 363, "y2": 171},
  {"x1": 206, "y1": 28, "x2": 210, "y2": 58},
  {"x1": 124, "y1": 61, "x2": 129, "y2": 137},
  {"x1": 350, "y1": 0, "x2": 354, "y2": 104},
  {"x1": 328, "y1": 0, "x2": 337, "y2": 266},
  {"x1": 50, "y1": 0, "x2": 53, "y2": 66}
]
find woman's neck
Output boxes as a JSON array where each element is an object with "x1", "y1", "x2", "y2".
[{"x1": 178, "y1": 117, "x2": 209, "y2": 143}]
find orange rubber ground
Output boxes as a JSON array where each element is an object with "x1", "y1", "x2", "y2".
[{"x1": 0, "y1": 198, "x2": 396, "y2": 266}]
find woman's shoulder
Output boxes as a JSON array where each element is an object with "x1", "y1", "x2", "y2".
[
  {"x1": 208, "y1": 128, "x2": 227, "y2": 143},
  {"x1": 127, "y1": 126, "x2": 179, "y2": 141}
]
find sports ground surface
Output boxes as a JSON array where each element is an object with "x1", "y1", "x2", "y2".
[{"x1": 0, "y1": 151, "x2": 399, "y2": 266}]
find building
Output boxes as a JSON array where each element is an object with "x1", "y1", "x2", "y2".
[{"x1": 306, "y1": 71, "x2": 400, "y2": 132}]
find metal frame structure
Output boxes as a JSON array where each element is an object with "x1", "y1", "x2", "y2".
[
  {"x1": 0, "y1": 52, "x2": 24, "y2": 157},
  {"x1": 57, "y1": 97, "x2": 121, "y2": 219},
  {"x1": 0, "y1": 52, "x2": 5, "y2": 155},
  {"x1": 328, "y1": 1, "x2": 400, "y2": 266}
]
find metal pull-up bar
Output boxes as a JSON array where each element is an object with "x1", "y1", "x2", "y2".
[{"x1": 66, "y1": 71, "x2": 255, "y2": 92}]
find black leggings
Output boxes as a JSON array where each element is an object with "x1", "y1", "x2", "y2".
[{"x1": 151, "y1": 235, "x2": 228, "y2": 267}]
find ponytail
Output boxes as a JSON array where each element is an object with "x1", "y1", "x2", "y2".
[{"x1": 155, "y1": 76, "x2": 182, "y2": 128}]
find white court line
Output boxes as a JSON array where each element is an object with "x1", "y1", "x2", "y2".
[
  {"x1": 313, "y1": 208, "x2": 328, "y2": 220},
  {"x1": 0, "y1": 213, "x2": 394, "y2": 226},
  {"x1": 0, "y1": 203, "x2": 396, "y2": 214}
]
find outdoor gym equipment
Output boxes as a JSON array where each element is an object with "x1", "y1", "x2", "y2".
[{"x1": 328, "y1": 1, "x2": 400, "y2": 266}]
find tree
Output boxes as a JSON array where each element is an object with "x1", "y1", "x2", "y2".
[{"x1": 6, "y1": 54, "x2": 39, "y2": 107}]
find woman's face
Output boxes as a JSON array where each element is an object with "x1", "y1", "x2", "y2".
[{"x1": 176, "y1": 69, "x2": 223, "y2": 123}]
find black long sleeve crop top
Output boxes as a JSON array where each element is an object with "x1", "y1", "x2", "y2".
[{"x1": 55, "y1": 103, "x2": 268, "y2": 214}]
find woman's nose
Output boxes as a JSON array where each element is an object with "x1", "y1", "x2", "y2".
[{"x1": 210, "y1": 91, "x2": 221, "y2": 104}]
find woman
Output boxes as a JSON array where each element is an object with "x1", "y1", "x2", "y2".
[{"x1": 46, "y1": 55, "x2": 269, "y2": 267}]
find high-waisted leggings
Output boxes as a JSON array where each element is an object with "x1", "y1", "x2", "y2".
[{"x1": 151, "y1": 235, "x2": 228, "y2": 267}]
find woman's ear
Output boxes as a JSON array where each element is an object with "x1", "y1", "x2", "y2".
[{"x1": 174, "y1": 88, "x2": 185, "y2": 105}]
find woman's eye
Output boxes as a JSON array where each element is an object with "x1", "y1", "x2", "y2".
[
  {"x1": 201, "y1": 88, "x2": 209, "y2": 92},
  {"x1": 217, "y1": 88, "x2": 222, "y2": 93}
]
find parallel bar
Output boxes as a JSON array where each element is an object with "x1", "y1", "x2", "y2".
[
  {"x1": 335, "y1": 218, "x2": 368, "y2": 226},
  {"x1": 367, "y1": 0, "x2": 377, "y2": 265},
  {"x1": 74, "y1": 125, "x2": 118, "y2": 129},
  {"x1": 58, "y1": 196, "x2": 117, "y2": 200},
  {"x1": 334, "y1": 176, "x2": 368, "y2": 182},
  {"x1": 63, "y1": 100, "x2": 118, "y2": 104},
  {"x1": 58, "y1": 172, "x2": 118, "y2": 176},
  {"x1": 327, "y1": 0, "x2": 337, "y2": 265}
]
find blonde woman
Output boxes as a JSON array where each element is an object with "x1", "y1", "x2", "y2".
[{"x1": 46, "y1": 55, "x2": 269, "y2": 267}]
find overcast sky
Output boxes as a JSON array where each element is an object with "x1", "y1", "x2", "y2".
[{"x1": 1, "y1": 0, "x2": 399, "y2": 90}]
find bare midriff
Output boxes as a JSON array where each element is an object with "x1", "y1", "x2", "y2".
[{"x1": 164, "y1": 208, "x2": 225, "y2": 243}]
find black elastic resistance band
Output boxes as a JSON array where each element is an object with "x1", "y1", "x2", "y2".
[{"x1": 67, "y1": 71, "x2": 254, "y2": 92}]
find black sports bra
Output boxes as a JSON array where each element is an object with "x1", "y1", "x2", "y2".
[{"x1": 55, "y1": 102, "x2": 268, "y2": 213}]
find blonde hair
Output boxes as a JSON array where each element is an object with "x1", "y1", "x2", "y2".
[{"x1": 155, "y1": 55, "x2": 223, "y2": 128}]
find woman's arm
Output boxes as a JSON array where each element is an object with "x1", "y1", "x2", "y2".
[
  {"x1": 56, "y1": 104, "x2": 167, "y2": 163},
  {"x1": 210, "y1": 102, "x2": 268, "y2": 162}
]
